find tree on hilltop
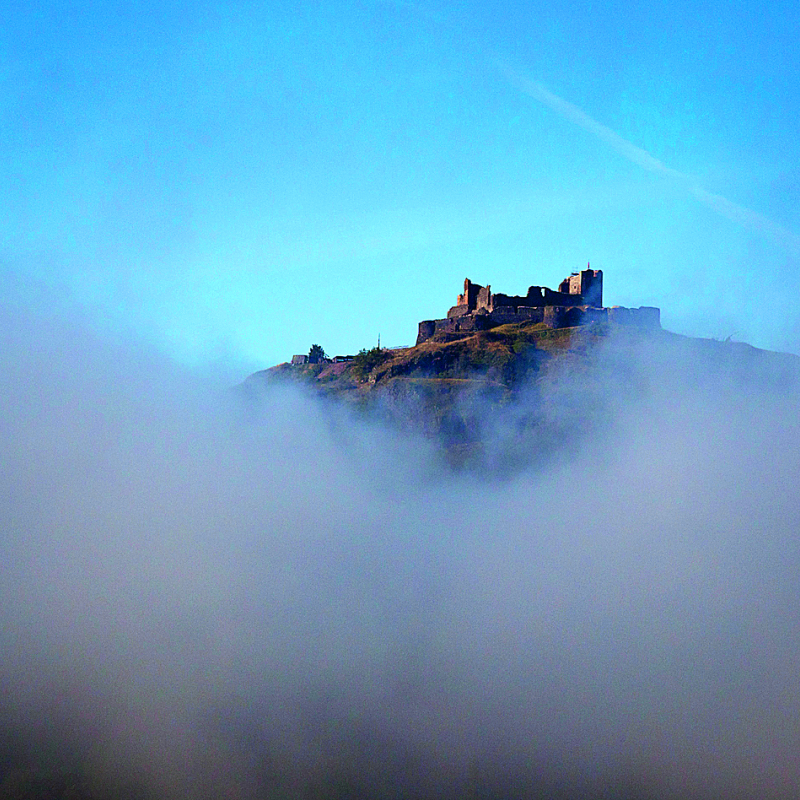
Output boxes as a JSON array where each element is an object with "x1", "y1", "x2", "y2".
[
  {"x1": 352, "y1": 346, "x2": 390, "y2": 380},
  {"x1": 308, "y1": 344, "x2": 326, "y2": 364}
]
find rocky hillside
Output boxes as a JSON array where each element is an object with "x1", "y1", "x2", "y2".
[{"x1": 242, "y1": 320, "x2": 800, "y2": 471}]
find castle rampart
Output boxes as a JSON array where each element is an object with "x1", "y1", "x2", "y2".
[{"x1": 417, "y1": 269, "x2": 659, "y2": 345}]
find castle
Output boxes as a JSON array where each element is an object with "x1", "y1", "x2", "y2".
[{"x1": 417, "y1": 267, "x2": 660, "y2": 344}]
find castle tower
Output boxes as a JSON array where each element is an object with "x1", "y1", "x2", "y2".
[
  {"x1": 559, "y1": 266, "x2": 603, "y2": 306},
  {"x1": 580, "y1": 266, "x2": 602, "y2": 306},
  {"x1": 457, "y1": 278, "x2": 481, "y2": 310}
]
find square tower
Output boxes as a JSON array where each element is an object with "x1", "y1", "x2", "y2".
[{"x1": 559, "y1": 268, "x2": 603, "y2": 306}]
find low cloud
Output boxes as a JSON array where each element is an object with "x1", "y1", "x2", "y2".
[{"x1": 2, "y1": 296, "x2": 800, "y2": 798}]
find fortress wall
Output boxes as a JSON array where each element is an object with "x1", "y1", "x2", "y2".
[
  {"x1": 487, "y1": 307, "x2": 522, "y2": 324},
  {"x1": 416, "y1": 320, "x2": 436, "y2": 344},
  {"x1": 608, "y1": 306, "x2": 661, "y2": 327},
  {"x1": 491, "y1": 292, "x2": 534, "y2": 310},
  {"x1": 461, "y1": 315, "x2": 492, "y2": 333},
  {"x1": 514, "y1": 307, "x2": 546, "y2": 323},
  {"x1": 544, "y1": 306, "x2": 568, "y2": 327},
  {"x1": 486, "y1": 306, "x2": 546, "y2": 325},
  {"x1": 582, "y1": 307, "x2": 608, "y2": 324},
  {"x1": 447, "y1": 304, "x2": 472, "y2": 319},
  {"x1": 419, "y1": 301, "x2": 659, "y2": 345},
  {"x1": 476, "y1": 286, "x2": 492, "y2": 311},
  {"x1": 524, "y1": 287, "x2": 546, "y2": 307},
  {"x1": 607, "y1": 306, "x2": 632, "y2": 324},
  {"x1": 543, "y1": 288, "x2": 582, "y2": 306},
  {"x1": 635, "y1": 306, "x2": 661, "y2": 326},
  {"x1": 433, "y1": 319, "x2": 457, "y2": 338},
  {"x1": 433, "y1": 315, "x2": 492, "y2": 337}
]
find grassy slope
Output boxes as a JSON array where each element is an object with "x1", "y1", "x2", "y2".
[
  {"x1": 246, "y1": 322, "x2": 800, "y2": 472},
  {"x1": 257, "y1": 322, "x2": 596, "y2": 393},
  {"x1": 245, "y1": 323, "x2": 662, "y2": 465}
]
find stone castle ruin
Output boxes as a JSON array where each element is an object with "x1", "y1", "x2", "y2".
[{"x1": 417, "y1": 267, "x2": 660, "y2": 344}]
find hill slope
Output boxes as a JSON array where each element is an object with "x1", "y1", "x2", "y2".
[{"x1": 242, "y1": 321, "x2": 800, "y2": 472}]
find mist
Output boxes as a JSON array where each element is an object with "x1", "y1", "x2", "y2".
[{"x1": 2, "y1": 296, "x2": 800, "y2": 799}]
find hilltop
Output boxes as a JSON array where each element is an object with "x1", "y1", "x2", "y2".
[
  {"x1": 248, "y1": 319, "x2": 605, "y2": 403},
  {"x1": 242, "y1": 269, "x2": 800, "y2": 472},
  {"x1": 242, "y1": 316, "x2": 800, "y2": 472}
]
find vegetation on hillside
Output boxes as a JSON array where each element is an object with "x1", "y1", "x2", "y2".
[
  {"x1": 307, "y1": 343, "x2": 326, "y2": 363},
  {"x1": 351, "y1": 346, "x2": 392, "y2": 381},
  {"x1": 242, "y1": 321, "x2": 800, "y2": 472},
  {"x1": 240, "y1": 323, "x2": 615, "y2": 469}
]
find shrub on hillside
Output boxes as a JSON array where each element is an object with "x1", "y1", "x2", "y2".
[{"x1": 352, "y1": 347, "x2": 391, "y2": 381}]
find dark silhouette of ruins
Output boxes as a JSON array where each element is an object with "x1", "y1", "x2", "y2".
[{"x1": 417, "y1": 267, "x2": 659, "y2": 344}]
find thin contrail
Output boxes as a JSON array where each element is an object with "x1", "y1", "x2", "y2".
[{"x1": 501, "y1": 64, "x2": 800, "y2": 257}]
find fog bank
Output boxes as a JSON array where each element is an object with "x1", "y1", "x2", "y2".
[{"x1": 2, "y1": 300, "x2": 800, "y2": 799}]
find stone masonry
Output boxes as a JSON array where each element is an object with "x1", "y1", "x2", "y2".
[{"x1": 417, "y1": 268, "x2": 660, "y2": 344}]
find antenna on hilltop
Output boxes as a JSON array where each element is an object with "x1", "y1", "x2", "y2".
[{"x1": 378, "y1": 333, "x2": 381, "y2": 349}]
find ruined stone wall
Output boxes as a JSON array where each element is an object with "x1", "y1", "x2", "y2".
[
  {"x1": 417, "y1": 314, "x2": 493, "y2": 345},
  {"x1": 490, "y1": 306, "x2": 546, "y2": 325},
  {"x1": 457, "y1": 279, "x2": 483, "y2": 310},
  {"x1": 439, "y1": 314, "x2": 492, "y2": 336},
  {"x1": 417, "y1": 320, "x2": 437, "y2": 344},
  {"x1": 416, "y1": 273, "x2": 654, "y2": 345},
  {"x1": 607, "y1": 306, "x2": 660, "y2": 326},
  {"x1": 543, "y1": 306, "x2": 568, "y2": 328},
  {"x1": 456, "y1": 274, "x2": 601, "y2": 311},
  {"x1": 524, "y1": 287, "x2": 546, "y2": 307},
  {"x1": 581, "y1": 307, "x2": 609, "y2": 325},
  {"x1": 490, "y1": 293, "x2": 523, "y2": 310},
  {"x1": 447, "y1": 304, "x2": 472, "y2": 319},
  {"x1": 543, "y1": 287, "x2": 582, "y2": 306},
  {"x1": 486, "y1": 306, "x2": 523, "y2": 324},
  {"x1": 490, "y1": 287, "x2": 579, "y2": 310},
  {"x1": 418, "y1": 304, "x2": 661, "y2": 344},
  {"x1": 476, "y1": 285, "x2": 492, "y2": 312}
]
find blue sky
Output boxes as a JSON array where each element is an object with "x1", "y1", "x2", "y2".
[{"x1": 3, "y1": 0, "x2": 800, "y2": 368}]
